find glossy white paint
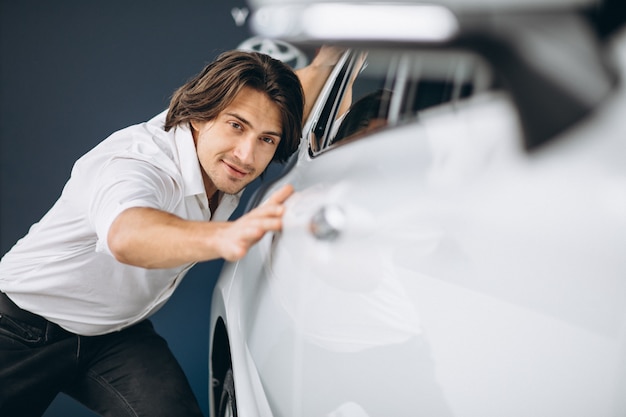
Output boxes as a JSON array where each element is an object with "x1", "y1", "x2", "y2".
[
  {"x1": 247, "y1": 0, "x2": 596, "y2": 13},
  {"x1": 251, "y1": 4, "x2": 459, "y2": 42},
  {"x1": 210, "y1": 24, "x2": 626, "y2": 417}
]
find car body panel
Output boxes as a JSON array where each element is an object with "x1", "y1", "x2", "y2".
[
  {"x1": 209, "y1": 5, "x2": 626, "y2": 417},
  {"x1": 247, "y1": 0, "x2": 597, "y2": 13},
  {"x1": 214, "y1": 95, "x2": 626, "y2": 417}
]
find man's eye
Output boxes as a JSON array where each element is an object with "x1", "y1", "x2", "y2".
[
  {"x1": 230, "y1": 122, "x2": 242, "y2": 130},
  {"x1": 261, "y1": 137, "x2": 276, "y2": 144}
]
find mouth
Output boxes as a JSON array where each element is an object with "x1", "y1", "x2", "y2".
[{"x1": 222, "y1": 159, "x2": 251, "y2": 179}]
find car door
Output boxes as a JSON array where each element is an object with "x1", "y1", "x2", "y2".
[{"x1": 237, "y1": 48, "x2": 510, "y2": 417}]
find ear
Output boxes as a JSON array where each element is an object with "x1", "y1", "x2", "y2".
[{"x1": 190, "y1": 119, "x2": 201, "y2": 132}]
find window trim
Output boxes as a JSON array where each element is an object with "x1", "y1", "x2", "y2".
[{"x1": 308, "y1": 50, "x2": 361, "y2": 157}]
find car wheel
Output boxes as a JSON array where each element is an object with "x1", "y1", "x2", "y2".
[{"x1": 218, "y1": 368, "x2": 237, "y2": 417}]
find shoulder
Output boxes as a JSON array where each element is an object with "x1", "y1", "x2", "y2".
[{"x1": 76, "y1": 110, "x2": 181, "y2": 176}]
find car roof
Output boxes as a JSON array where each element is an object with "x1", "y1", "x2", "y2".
[
  {"x1": 247, "y1": 0, "x2": 600, "y2": 44},
  {"x1": 246, "y1": 0, "x2": 617, "y2": 152},
  {"x1": 247, "y1": 0, "x2": 596, "y2": 12}
]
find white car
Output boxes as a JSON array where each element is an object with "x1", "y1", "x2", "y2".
[{"x1": 209, "y1": 1, "x2": 626, "y2": 416}]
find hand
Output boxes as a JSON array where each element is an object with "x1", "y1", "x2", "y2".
[
  {"x1": 217, "y1": 184, "x2": 294, "y2": 261},
  {"x1": 310, "y1": 45, "x2": 346, "y2": 68}
]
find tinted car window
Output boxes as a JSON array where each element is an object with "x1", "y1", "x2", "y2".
[{"x1": 309, "y1": 48, "x2": 493, "y2": 155}]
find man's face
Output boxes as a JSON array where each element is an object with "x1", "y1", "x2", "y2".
[{"x1": 191, "y1": 86, "x2": 282, "y2": 196}]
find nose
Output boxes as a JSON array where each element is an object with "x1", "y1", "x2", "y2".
[{"x1": 233, "y1": 134, "x2": 256, "y2": 165}]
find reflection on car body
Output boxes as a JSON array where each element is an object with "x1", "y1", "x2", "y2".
[{"x1": 209, "y1": 1, "x2": 626, "y2": 416}]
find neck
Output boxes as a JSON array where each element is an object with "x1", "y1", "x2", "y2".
[
  {"x1": 208, "y1": 191, "x2": 220, "y2": 213},
  {"x1": 202, "y1": 173, "x2": 219, "y2": 212}
]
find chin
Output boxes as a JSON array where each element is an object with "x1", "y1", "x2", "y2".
[{"x1": 217, "y1": 180, "x2": 248, "y2": 196}]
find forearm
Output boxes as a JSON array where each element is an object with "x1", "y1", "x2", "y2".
[
  {"x1": 295, "y1": 46, "x2": 345, "y2": 121},
  {"x1": 107, "y1": 207, "x2": 227, "y2": 269},
  {"x1": 296, "y1": 64, "x2": 335, "y2": 121},
  {"x1": 106, "y1": 185, "x2": 293, "y2": 269}
]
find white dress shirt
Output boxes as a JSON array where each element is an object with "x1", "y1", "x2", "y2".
[{"x1": 0, "y1": 110, "x2": 241, "y2": 336}]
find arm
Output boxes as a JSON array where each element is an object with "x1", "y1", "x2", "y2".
[
  {"x1": 107, "y1": 184, "x2": 294, "y2": 269},
  {"x1": 295, "y1": 45, "x2": 345, "y2": 121}
]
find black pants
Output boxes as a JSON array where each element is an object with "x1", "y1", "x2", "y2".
[{"x1": 0, "y1": 292, "x2": 204, "y2": 417}]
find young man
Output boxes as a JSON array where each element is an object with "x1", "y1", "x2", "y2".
[{"x1": 0, "y1": 47, "x2": 340, "y2": 416}]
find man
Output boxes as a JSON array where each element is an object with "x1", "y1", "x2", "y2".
[{"x1": 0, "y1": 47, "x2": 340, "y2": 416}]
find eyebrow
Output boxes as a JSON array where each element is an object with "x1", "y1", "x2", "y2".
[{"x1": 225, "y1": 112, "x2": 282, "y2": 138}]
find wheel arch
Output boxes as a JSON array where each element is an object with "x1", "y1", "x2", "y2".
[{"x1": 210, "y1": 317, "x2": 233, "y2": 417}]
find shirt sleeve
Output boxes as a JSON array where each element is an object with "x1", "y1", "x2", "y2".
[{"x1": 88, "y1": 156, "x2": 182, "y2": 255}]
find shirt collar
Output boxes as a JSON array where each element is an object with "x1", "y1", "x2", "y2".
[{"x1": 174, "y1": 123, "x2": 206, "y2": 200}]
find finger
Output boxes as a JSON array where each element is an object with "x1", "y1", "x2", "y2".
[
  {"x1": 240, "y1": 203, "x2": 282, "y2": 224},
  {"x1": 263, "y1": 184, "x2": 294, "y2": 206},
  {"x1": 235, "y1": 214, "x2": 284, "y2": 235},
  {"x1": 246, "y1": 217, "x2": 284, "y2": 234},
  {"x1": 252, "y1": 217, "x2": 283, "y2": 232}
]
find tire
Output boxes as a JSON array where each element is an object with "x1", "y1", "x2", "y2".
[{"x1": 218, "y1": 368, "x2": 237, "y2": 417}]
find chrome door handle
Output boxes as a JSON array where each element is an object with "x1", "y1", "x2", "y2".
[{"x1": 309, "y1": 205, "x2": 345, "y2": 241}]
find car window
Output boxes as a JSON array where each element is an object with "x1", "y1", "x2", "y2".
[{"x1": 308, "y1": 48, "x2": 493, "y2": 155}]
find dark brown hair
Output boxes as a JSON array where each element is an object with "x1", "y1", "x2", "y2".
[{"x1": 165, "y1": 50, "x2": 304, "y2": 163}]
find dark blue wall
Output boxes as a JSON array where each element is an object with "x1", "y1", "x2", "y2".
[{"x1": 0, "y1": 1, "x2": 254, "y2": 416}]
